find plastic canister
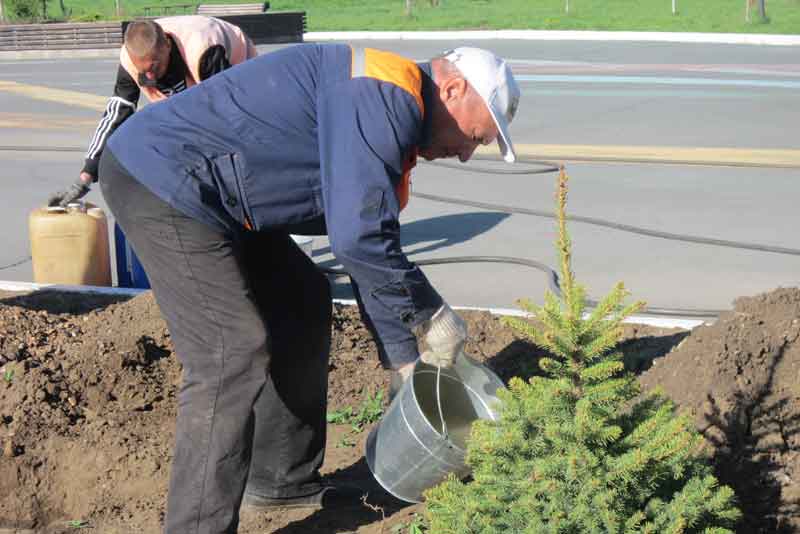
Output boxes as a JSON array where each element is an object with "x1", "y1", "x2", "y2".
[{"x1": 28, "y1": 202, "x2": 111, "y2": 286}]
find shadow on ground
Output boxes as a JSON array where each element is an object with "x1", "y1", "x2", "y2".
[
  {"x1": 272, "y1": 457, "x2": 414, "y2": 534},
  {"x1": 702, "y1": 343, "x2": 800, "y2": 534}
]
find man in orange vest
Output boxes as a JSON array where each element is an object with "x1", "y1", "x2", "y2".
[{"x1": 47, "y1": 15, "x2": 257, "y2": 207}]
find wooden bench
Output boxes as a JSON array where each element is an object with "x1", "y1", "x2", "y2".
[
  {"x1": 142, "y1": 4, "x2": 195, "y2": 16},
  {"x1": 196, "y1": 3, "x2": 269, "y2": 16},
  {"x1": 218, "y1": 11, "x2": 305, "y2": 44},
  {"x1": 0, "y1": 22, "x2": 122, "y2": 50}
]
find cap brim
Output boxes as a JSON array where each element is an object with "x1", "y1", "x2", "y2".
[{"x1": 488, "y1": 103, "x2": 516, "y2": 163}]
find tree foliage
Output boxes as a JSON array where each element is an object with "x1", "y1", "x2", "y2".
[
  {"x1": 424, "y1": 168, "x2": 740, "y2": 533},
  {"x1": 6, "y1": 0, "x2": 44, "y2": 20}
]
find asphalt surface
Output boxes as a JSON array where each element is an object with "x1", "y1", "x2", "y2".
[{"x1": 1, "y1": 38, "x2": 798, "y2": 316}]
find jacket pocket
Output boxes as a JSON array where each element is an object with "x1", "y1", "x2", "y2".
[{"x1": 209, "y1": 153, "x2": 256, "y2": 230}]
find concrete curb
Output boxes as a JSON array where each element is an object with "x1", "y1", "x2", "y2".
[
  {"x1": 0, "y1": 281, "x2": 706, "y2": 329},
  {"x1": 305, "y1": 30, "x2": 800, "y2": 46},
  {"x1": 0, "y1": 47, "x2": 120, "y2": 60},
  {"x1": 1, "y1": 29, "x2": 798, "y2": 60}
]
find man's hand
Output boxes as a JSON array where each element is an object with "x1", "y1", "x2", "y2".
[
  {"x1": 420, "y1": 303, "x2": 467, "y2": 368},
  {"x1": 47, "y1": 172, "x2": 93, "y2": 207}
]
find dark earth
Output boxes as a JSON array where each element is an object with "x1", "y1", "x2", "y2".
[{"x1": 1, "y1": 286, "x2": 799, "y2": 533}]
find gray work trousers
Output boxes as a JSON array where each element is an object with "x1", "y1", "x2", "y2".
[{"x1": 99, "y1": 150, "x2": 331, "y2": 533}]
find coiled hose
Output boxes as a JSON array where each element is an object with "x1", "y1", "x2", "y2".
[{"x1": 4, "y1": 147, "x2": 798, "y2": 319}]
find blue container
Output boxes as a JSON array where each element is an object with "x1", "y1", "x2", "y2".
[{"x1": 114, "y1": 223, "x2": 150, "y2": 289}]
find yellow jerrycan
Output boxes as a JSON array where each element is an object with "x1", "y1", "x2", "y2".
[{"x1": 28, "y1": 202, "x2": 112, "y2": 286}]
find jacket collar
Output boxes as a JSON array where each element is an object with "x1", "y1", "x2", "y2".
[{"x1": 417, "y1": 61, "x2": 434, "y2": 149}]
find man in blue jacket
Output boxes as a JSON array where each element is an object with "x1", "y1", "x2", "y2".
[{"x1": 99, "y1": 43, "x2": 520, "y2": 533}]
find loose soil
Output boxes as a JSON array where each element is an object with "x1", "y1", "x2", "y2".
[{"x1": 0, "y1": 287, "x2": 798, "y2": 533}]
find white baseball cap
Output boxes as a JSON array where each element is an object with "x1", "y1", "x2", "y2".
[{"x1": 443, "y1": 47, "x2": 521, "y2": 163}]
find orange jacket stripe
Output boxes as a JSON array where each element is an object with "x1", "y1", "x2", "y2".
[{"x1": 351, "y1": 47, "x2": 423, "y2": 212}]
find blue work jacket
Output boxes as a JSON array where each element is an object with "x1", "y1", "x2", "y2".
[{"x1": 107, "y1": 43, "x2": 443, "y2": 366}]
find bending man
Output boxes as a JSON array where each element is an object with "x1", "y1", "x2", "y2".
[
  {"x1": 99, "y1": 44, "x2": 520, "y2": 533},
  {"x1": 48, "y1": 15, "x2": 257, "y2": 207}
]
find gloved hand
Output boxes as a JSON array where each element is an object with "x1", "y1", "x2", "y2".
[
  {"x1": 420, "y1": 303, "x2": 467, "y2": 368},
  {"x1": 47, "y1": 172, "x2": 93, "y2": 207}
]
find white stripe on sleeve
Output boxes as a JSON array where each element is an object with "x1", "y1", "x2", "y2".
[{"x1": 86, "y1": 96, "x2": 137, "y2": 160}]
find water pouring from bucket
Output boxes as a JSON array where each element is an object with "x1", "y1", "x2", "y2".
[{"x1": 365, "y1": 353, "x2": 505, "y2": 503}]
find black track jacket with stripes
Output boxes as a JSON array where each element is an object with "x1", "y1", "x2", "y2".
[{"x1": 81, "y1": 41, "x2": 230, "y2": 179}]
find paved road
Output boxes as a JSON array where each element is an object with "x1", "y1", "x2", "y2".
[{"x1": 0, "y1": 39, "x2": 798, "y2": 317}]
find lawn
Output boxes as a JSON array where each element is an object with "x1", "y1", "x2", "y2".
[{"x1": 18, "y1": 0, "x2": 800, "y2": 33}]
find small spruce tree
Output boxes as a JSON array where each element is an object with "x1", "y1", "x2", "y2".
[{"x1": 425, "y1": 168, "x2": 740, "y2": 533}]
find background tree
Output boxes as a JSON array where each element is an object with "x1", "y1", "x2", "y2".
[
  {"x1": 425, "y1": 168, "x2": 741, "y2": 533},
  {"x1": 6, "y1": 0, "x2": 43, "y2": 20},
  {"x1": 58, "y1": 0, "x2": 71, "y2": 19}
]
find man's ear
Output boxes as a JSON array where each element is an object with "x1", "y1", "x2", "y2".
[{"x1": 440, "y1": 77, "x2": 468, "y2": 103}]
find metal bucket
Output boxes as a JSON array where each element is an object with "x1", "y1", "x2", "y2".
[{"x1": 365, "y1": 354, "x2": 505, "y2": 503}]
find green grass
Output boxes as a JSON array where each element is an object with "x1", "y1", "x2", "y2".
[{"x1": 18, "y1": 0, "x2": 800, "y2": 33}]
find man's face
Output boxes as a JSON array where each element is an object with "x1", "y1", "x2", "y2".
[
  {"x1": 419, "y1": 77, "x2": 498, "y2": 163},
  {"x1": 130, "y1": 41, "x2": 171, "y2": 87}
]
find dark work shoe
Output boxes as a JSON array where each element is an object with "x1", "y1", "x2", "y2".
[{"x1": 242, "y1": 484, "x2": 367, "y2": 510}]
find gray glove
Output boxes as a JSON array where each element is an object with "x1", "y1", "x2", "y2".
[
  {"x1": 48, "y1": 177, "x2": 91, "y2": 208},
  {"x1": 420, "y1": 303, "x2": 467, "y2": 368}
]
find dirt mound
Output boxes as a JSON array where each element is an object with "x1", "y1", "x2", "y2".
[
  {"x1": 0, "y1": 291, "x2": 177, "y2": 533},
  {"x1": 1, "y1": 286, "x2": 798, "y2": 532},
  {"x1": 641, "y1": 287, "x2": 800, "y2": 534},
  {"x1": 0, "y1": 290, "x2": 546, "y2": 533}
]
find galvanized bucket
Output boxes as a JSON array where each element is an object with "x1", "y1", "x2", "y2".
[{"x1": 365, "y1": 355, "x2": 505, "y2": 503}]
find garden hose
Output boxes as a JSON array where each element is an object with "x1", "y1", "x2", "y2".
[{"x1": 3, "y1": 145, "x2": 796, "y2": 319}]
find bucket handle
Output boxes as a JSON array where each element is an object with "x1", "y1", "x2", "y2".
[{"x1": 435, "y1": 364, "x2": 449, "y2": 442}]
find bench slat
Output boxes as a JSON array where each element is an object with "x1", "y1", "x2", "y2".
[{"x1": 196, "y1": 2, "x2": 269, "y2": 15}]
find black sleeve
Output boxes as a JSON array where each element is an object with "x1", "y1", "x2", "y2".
[
  {"x1": 81, "y1": 66, "x2": 140, "y2": 179},
  {"x1": 198, "y1": 45, "x2": 232, "y2": 81}
]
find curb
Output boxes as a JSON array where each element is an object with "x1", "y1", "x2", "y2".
[
  {"x1": 0, "y1": 47, "x2": 120, "y2": 60},
  {"x1": 0, "y1": 282, "x2": 706, "y2": 330},
  {"x1": 305, "y1": 30, "x2": 800, "y2": 46},
  {"x1": 1, "y1": 29, "x2": 798, "y2": 60}
]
